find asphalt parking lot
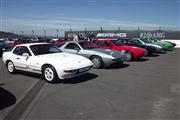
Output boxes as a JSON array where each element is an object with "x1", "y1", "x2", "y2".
[{"x1": 0, "y1": 49, "x2": 179, "y2": 120}]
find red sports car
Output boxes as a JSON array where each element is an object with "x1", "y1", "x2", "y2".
[{"x1": 95, "y1": 39, "x2": 148, "y2": 61}]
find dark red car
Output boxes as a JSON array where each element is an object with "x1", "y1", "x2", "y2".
[{"x1": 95, "y1": 39, "x2": 148, "y2": 61}]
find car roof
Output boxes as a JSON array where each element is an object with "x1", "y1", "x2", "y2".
[
  {"x1": 66, "y1": 40, "x2": 88, "y2": 44},
  {"x1": 16, "y1": 42, "x2": 50, "y2": 47},
  {"x1": 97, "y1": 39, "x2": 117, "y2": 41}
]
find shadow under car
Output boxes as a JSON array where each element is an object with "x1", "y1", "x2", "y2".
[
  {"x1": 13, "y1": 71, "x2": 97, "y2": 84},
  {"x1": 54, "y1": 73, "x2": 98, "y2": 84}
]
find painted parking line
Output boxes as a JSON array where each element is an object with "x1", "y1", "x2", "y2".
[{"x1": 4, "y1": 80, "x2": 45, "y2": 120}]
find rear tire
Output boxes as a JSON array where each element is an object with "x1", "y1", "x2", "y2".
[
  {"x1": 90, "y1": 56, "x2": 103, "y2": 68},
  {"x1": 6, "y1": 61, "x2": 16, "y2": 74},
  {"x1": 125, "y1": 51, "x2": 133, "y2": 61},
  {"x1": 42, "y1": 65, "x2": 58, "y2": 83}
]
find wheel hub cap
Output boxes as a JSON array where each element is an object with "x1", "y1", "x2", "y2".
[
  {"x1": 44, "y1": 68, "x2": 54, "y2": 81},
  {"x1": 8, "y1": 62, "x2": 14, "y2": 72}
]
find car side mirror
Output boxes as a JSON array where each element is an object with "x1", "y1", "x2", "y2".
[
  {"x1": 22, "y1": 53, "x2": 30, "y2": 57},
  {"x1": 74, "y1": 47, "x2": 80, "y2": 53}
]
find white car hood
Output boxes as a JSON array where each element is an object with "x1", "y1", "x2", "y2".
[{"x1": 37, "y1": 52, "x2": 93, "y2": 69}]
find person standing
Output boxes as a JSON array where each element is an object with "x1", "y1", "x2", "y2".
[
  {"x1": 73, "y1": 33, "x2": 80, "y2": 41},
  {"x1": 88, "y1": 32, "x2": 95, "y2": 42}
]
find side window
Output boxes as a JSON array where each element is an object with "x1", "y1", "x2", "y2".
[
  {"x1": 127, "y1": 40, "x2": 132, "y2": 44},
  {"x1": 122, "y1": 40, "x2": 127, "y2": 44},
  {"x1": 118, "y1": 39, "x2": 124, "y2": 43},
  {"x1": 65, "y1": 43, "x2": 80, "y2": 50},
  {"x1": 104, "y1": 41, "x2": 111, "y2": 46},
  {"x1": 55, "y1": 43, "x2": 65, "y2": 48},
  {"x1": 13, "y1": 46, "x2": 21, "y2": 55},
  {"x1": 130, "y1": 40, "x2": 137, "y2": 44},
  {"x1": 13, "y1": 46, "x2": 31, "y2": 56},
  {"x1": 96, "y1": 41, "x2": 106, "y2": 46},
  {"x1": 21, "y1": 47, "x2": 31, "y2": 56}
]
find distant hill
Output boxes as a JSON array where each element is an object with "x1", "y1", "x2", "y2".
[{"x1": 0, "y1": 31, "x2": 22, "y2": 38}]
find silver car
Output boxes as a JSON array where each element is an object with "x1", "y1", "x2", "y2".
[{"x1": 59, "y1": 41, "x2": 126, "y2": 68}]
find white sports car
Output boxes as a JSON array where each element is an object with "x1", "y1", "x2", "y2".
[{"x1": 2, "y1": 43, "x2": 93, "y2": 82}]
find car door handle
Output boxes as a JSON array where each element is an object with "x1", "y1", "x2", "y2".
[{"x1": 16, "y1": 58, "x2": 20, "y2": 60}]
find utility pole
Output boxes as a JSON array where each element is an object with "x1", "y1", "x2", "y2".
[
  {"x1": 118, "y1": 27, "x2": 120, "y2": 32},
  {"x1": 21, "y1": 30, "x2": 24, "y2": 36},
  {"x1": 70, "y1": 28, "x2": 72, "y2": 32},
  {"x1": 70, "y1": 28, "x2": 73, "y2": 39},
  {"x1": 56, "y1": 29, "x2": 59, "y2": 38},
  {"x1": 32, "y1": 30, "x2": 35, "y2": 38},
  {"x1": 85, "y1": 28, "x2": 87, "y2": 37},
  {"x1": 44, "y1": 29, "x2": 46, "y2": 38},
  {"x1": 138, "y1": 26, "x2": 140, "y2": 31},
  {"x1": 159, "y1": 26, "x2": 161, "y2": 31},
  {"x1": 138, "y1": 27, "x2": 140, "y2": 38},
  {"x1": 100, "y1": 26, "x2": 102, "y2": 32}
]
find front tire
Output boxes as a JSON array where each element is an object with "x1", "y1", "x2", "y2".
[
  {"x1": 90, "y1": 56, "x2": 103, "y2": 68},
  {"x1": 6, "y1": 61, "x2": 16, "y2": 74},
  {"x1": 42, "y1": 65, "x2": 58, "y2": 83}
]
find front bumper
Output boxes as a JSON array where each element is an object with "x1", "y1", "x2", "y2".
[
  {"x1": 134, "y1": 50, "x2": 147, "y2": 59},
  {"x1": 58, "y1": 66, "x2": 92, "y2": 79},
  {"x1": 155, "y1": 47, "x2": 163, "y2": 53}
]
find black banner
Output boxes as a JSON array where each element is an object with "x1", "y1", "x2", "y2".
[{"x1": 65, "y1": 30, "x2": 180, "y2": 39}]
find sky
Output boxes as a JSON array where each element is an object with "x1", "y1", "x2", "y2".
[{"x1": 0, "y1": 0, "x2": 179, "y2": 36}]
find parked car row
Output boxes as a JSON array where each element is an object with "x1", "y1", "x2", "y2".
[
  {"x1": 0, "y1": 40, "x2": 13, "y2": 57},
  {"x1": 59, "y1": 41, "x2": 126, "y2": 68},
  {"x1": 2, "y1": 37, "x2": 175, "y2": 83}
]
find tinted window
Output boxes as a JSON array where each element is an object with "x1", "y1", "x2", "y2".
[
  {"x1": 65, "y1": 43, "x2": 80, "y2": 50},
  {"x1": 55, "y1": 43, "x2": 65, "y2": 48},
  {"x1": 123, "y1": 40, "x2": 130, "y2": 44},
  {"x1": 118, "y1": 39, "x2": 127, "y2": 44},
  {"x1": 132, "y1": 39, "x2": 143, "y2": 44},
  {"x1": 79, "y1": 42, "x2": 98, "y2": 49},
  {"x1": 97, "y1": 41, "x2": 112, "y2": 46},
  {"x1": 129, "y1": 40, "x2": 139, "y2": 44},
  {"x1": 97, "y1": 41, "x2": 105, "y2": 46},
  {"x1": 30, "y1": 44, "x2": 61, "y2": 55},
  {"x1": 111, "y1": 40, "x2": 124, "y2": 46},
  {"x1": 13, "y1": 46, "x2": 31, "y2": 56},
  {"x1": 141, "y1": 38, "x2": 151, "y2": 43}
]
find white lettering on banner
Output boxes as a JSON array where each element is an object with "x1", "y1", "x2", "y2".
[
  {"x1": 96, "y1": 33, "x2": 127, "y2": 37},
  {"x1": 140, "y1": 32, "x2": 165, "y2": 38},
  {"x1": 116, "y1": 33, "x2": 126, "y2": 37}
]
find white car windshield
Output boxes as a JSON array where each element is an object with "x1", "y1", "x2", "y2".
[
  {"x1": 130, "y1": 39, "x2": 143, "y2": 45},
  {"x1": 112, "y1": 40, "x2": 124, "y2": 46},
  {"x1": 30, "y1": 44, "x2": 61, "y2": 55}
]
